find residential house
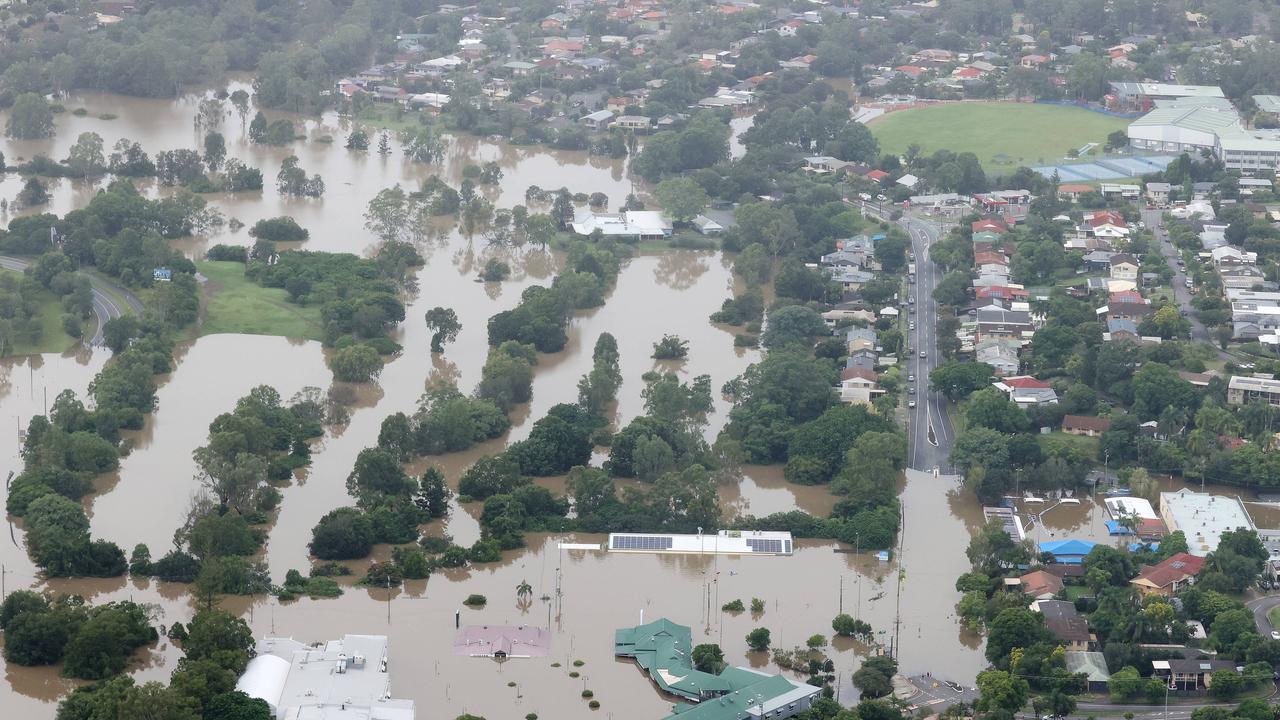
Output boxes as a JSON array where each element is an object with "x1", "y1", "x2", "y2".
[
  {"x1": 837, "y1": 367, "x2": 883, "y2": 406},
  {"x1": 972, "y1": 218, "x2": 1008, "y2": 234},
  {"x1": 1033, "y1": 599, "x2": 1091, "y2": 651},
  {"x1": 1227, "y1": 375, "x2": 1280, "y2": 406},
  {"x1": 1146, "y1": 182, "x2": 1172, "y2": 204},
  {"x1": 570, "y1": 210, "x2": 671, "y2": 240},
  {"x1": 830, "y1": 267, "x2": 875, "y2": 292},
  {"x1": 1062, "y1": 415, "x2": 1112, "y2": 437},
  {"x1": 1211, "y1": 246, "x2": 1257, "y2": 266},
  {"x1": 613, "y1": 115, "x2": 653, "y2": 131},
  {"x1": 1130, "y1": 553, "x2": 1205, "y2": 598},
  {"x1": 1232, "y1": 302, "x2": 1280, "y2": 339},
  {"x1": 1082, "y1": 250, "x2": 1117, "y2": 272},
  {"x1": 803, "y1": 156, "x2": 858, "y2": 175},
  {"x1": 976, "y1": 342, "x2": 1020, "y2": 376},
  {"x1": 993, "y1": 375, "x2": 1058, "y2": 407},
  {"x1": 1058, "y1": 183, "x2": 1095, "y2": 201},
  {"x1": 976, "y1": 305, "x2": 1035, "y2": 341},
  {"x1": 1109, "y1": 253, "x2": 1140, "y2": 282},
  {"x1": 845, "y1": 327, "x2": 878, "y2": 354},
  {"x1": 1018, "y1": 570, "x2": 1064, "y2": 600},
  {"x1": 846, "y1": 348, "x2": 879, "y2": 372},
  {"x1": 579, "y1": 110, "x2": 615, "y2": 130},
  {"x1": 1152, "y1": 658, "x2": 1237, "y2": 693}
]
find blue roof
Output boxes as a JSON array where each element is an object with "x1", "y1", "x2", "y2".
[
  {"x1": 1039, "y1": 539, "x2": 1097, "y2": 557},
  {"x1": 1105, "y1": 521, "x2": 1134, "y2": 535}
]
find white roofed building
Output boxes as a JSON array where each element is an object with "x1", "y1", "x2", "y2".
[{"x1": 236, "y1": 634, "x2": 414, "y2": 720}]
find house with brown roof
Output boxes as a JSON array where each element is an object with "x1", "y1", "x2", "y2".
[
  {"x1": 837, "y1": 367, "x2": 882, "y2": 406},
  {"x1": 1019, "y1": 570, "x2": 1064, "y2": 600},
  {"x1": 1033, "y1": 599, "x2": 1091, "y2": 651},
  {"x1": 1062, "y1": 415, "x2": 1112, "y2": 437},
  {"x1": 1130, "y1": 553, "x2": 1205, "y2": 598}
]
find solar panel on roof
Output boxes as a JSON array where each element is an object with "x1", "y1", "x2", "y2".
[
  {"x1": 746, "y1": 538, "x2": 783, "y2": 553},
  {"x1": 612, "y1": 535, "x2": 673, "y2": 550}
]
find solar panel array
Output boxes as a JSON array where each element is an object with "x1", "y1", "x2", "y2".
[
  {"x1": 612, "y1": 535, "x2": 673, "y2": 551},
  {"x1": 746, "y1": 537, "x2": 784, "y2": 554}
]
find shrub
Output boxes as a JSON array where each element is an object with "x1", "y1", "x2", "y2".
[{"x1": 463, "y1": 594, "x2": 487, "y2": 606}]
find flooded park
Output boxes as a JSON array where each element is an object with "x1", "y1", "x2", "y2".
[{"x1": 0, "y1": 83, "x2": 991, "y2": 718}]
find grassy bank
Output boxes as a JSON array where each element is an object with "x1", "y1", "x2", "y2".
[
  {"x1": 0, "y1": 269, "x2": 82, "y2": 356},
  {"x1": 869, "y1": 102, "x2": 1129, "y2": 170},
  {"x1": 197, "y1": 261, "x2": 323, "y2": 341}
]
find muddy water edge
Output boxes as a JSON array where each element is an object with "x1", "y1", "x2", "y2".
[{"x1": 0, "y1": 88, "x2": 988, "y2": 718}]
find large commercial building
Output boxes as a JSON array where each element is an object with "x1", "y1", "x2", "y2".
[
  {"x1": 1126, "y1": 94, "x2": 1280, "y2": 173},
  {"x1": 236, "y1": 634, "x2": 414, "y2": 720},
  {"x1": 616, "y1": 618, "x2": 820, "y2": 720},
  {"x1": 1159, "y1": 490, "x2": 1255, "y2": 557},
  {"x1": 1110, "y1": 82, "x2": 1225, "y2": 111}
]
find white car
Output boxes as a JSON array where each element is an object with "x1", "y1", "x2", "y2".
[
  {"x1": 908, "y1": 400, "x2": 916, "y2": 408},
  {"x1": 1271, "y1": 631, "x2": 1280, "y2": 640},
  {"x1": 920, "y1": 351, "x2": 927, "y2": 358}
]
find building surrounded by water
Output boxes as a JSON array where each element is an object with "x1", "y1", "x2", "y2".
[
  {"x1": 1159, "y1": 489, "x2": 1255, "y2": 556},
  {"x1": 615, "y1": 618, "x2": 820, "y2": 720},
  {"x1": 235, "y1": 634, "x2": 414, "y2": 720},
  {"x1": 606, "y1": 530, "x2": 793, "y2": 556}
]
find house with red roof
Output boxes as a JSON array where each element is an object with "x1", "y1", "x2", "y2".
[
  {"x1": 893, "y1": 65, "x2": 928, "y2": 78},
  {"x1": 993, "y1": 376, "x2": 1058, "y2": 406},
  {"x1": 972, "y1": 218, "x2": 1008, "y2": 234},
  {"x1": 974, "y1": 251, "x2": 1009, "y2": 267},
  {"x1": 838, "y1": 367, "x2": 883, "y2": 406},
  {"x1": 952, "y1": 67, "x2": 983, "y2": 80},
  {"x1": 977, "y1": 286, "x2": 1029, "y2": 303},
  {"x1": 865, "y1": 169, "x2": 889, "y2": 182},
  {"x1": 1130, "y1": 553, "x2": 1205, "y2": 598}
]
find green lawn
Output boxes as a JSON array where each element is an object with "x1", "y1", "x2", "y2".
[
  {"x1": 1038, "y1": 431, "x2": 1100, "y2": 458},
  {"x1": 197, "y1": 261, "x2": 323, "y2": 341},
  {"x1": 868, "y1": 103, "x2": 1130, "y2": 170},
  {"x1": 1269, "y1": 605, "x2": 1280, "y2": 629},
  {"x1": 0, "y1": 269, "x2": 82, "y2": 356}
]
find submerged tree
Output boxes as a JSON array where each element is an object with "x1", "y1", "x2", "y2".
[
  {"x1": 424, "y1": 307, "x2": 461, "y2": 354},
  {"x1": 345, "y1": 128, "x2": 369, "y2": 151}
]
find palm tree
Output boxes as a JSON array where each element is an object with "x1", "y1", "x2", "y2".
[{"x1": 516, "y1": 580, "x2": 533, "y2": 601}]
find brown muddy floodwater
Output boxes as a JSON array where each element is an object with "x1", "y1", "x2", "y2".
[{"x1": 0, "y1": 88, "x2": 989, "y2": 717}]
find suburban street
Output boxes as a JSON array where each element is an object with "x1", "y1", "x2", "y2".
[
  {"x1": 902, "y1": 213, "x2": 956, "y2": 471},
  {"x1": 0, "y1": 255, "x2": 143, "y2": 347},
  {"x1": 1141, "y1": 207, "x2": 1213, "y2": 345}
]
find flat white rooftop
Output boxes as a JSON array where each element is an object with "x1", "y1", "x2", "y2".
[
  {"x1": 607, "y1": 530, "x2": 793, "y2": 555},
  {"x1": 237, "y1": 635, "x2": 414, "y2": 720},
  {"x1": 1160, "y1": 490, "x2": 1255, "y2": 557},
  {"x1": 1105, "y1": 497, "x2": 1158, "y2": 521}
]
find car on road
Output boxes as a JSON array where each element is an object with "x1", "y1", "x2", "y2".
[
  {"x1": 919, "y1": 351, "x2": 927, "y2": 358},
  {"x1": 909, "y1": 387, "x2": 915, "y2": 394},
  {"x1": 1185, "y1": 277, "x2": 1193, "y2": 287},
  {"x1": 908, "y1": 374, "x2": 914, "y2": 382},
  {"x1": 908, "y1": 400, "x2": 915, "y2": 408},
  {"x1": 1271, "y1": 631, "x2": 1279, "y2": 641}
]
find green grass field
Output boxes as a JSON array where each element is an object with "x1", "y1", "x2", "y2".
[
  {"x1": 197, "y1": 261, "x2": 323, "y2": 341},
  {"x1": 0, "y1": 269, "x2": 82, "y2": 356},
  {"x1": 869, "y1": 103, "x2": 1130, "y2": 170}
]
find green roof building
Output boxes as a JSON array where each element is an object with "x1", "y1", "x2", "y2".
[{"x1": 615, "y1": 618, "x2": 821, "y2": 720}]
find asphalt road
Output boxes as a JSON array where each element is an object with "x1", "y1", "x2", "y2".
[
  {"x1": 1142, "y1": 207, "x2": 1212, "y2": 346},
  {"x1": 901, "y1": 214, "x2": 955, "y2": 472},
  {"x1": 0, "y1": 255, "x2": 143, "y2": 347}
]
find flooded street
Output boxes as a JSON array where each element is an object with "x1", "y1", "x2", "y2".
[{"x1": 0, "y1": 88, "x2": 993, "y2": 717}]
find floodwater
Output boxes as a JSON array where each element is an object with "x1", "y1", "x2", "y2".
[{"x1": 0, "y1": 87, "x2": 990, "y2": 718}]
